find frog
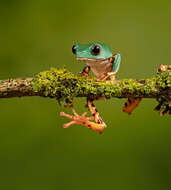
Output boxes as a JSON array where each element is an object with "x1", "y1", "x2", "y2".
[{"x1": 60, "y1": 43, "x2": 142, "y2": 134}]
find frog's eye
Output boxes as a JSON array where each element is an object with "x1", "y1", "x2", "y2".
[
  {"x1": 91, "y1": 45, "x2": 101, "y2": 56},
  {"x1": 72, "y1": 45, "x2": 77, "y2": 54}
]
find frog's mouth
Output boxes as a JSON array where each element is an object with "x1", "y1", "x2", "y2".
[{"x1": 76, "y1": 57, "x2": 107, "y2": 63}]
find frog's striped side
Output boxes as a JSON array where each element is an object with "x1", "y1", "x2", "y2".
[{"x1": 112, "y1": 53, "x2": 121, "y2": 73}]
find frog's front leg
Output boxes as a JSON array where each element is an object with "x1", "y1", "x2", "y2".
[
  {"x1": 79, "y1": 65, "x2": 91, "y2": 78},
  {"x1": 60, "y1": 98, "x2": 106, "y2": 134}
]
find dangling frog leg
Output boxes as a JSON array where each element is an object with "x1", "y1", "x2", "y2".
[
  {"x1": 123, "y1": 97, "x2": 142, "y2": 115},
  {"x1": 86, "y1": 98, "x2": 107, "y2": 134},
  {"x1": 60, "y1": 98, "x2": 106, "y2": 134}
]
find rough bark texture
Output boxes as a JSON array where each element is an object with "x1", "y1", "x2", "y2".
[
  {"x1": 0, "y1": 78, "x2": 36, "y2": 98},
  {"x1": 0, "y1": 65, "x2": 170, "y2": 114}
]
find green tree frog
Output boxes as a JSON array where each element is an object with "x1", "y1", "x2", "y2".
[{"x1": 60, "y1": 43, "x2": 141, "y2": 134}]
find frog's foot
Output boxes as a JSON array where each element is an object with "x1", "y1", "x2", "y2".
[
  {"x1": 123, "y1": 97, "x2": 142, "y2": 115},
  {"x1": 60, "y1": 109, "x2": 106, "y2": 134},
  {"x1": 78, "y1": 71, "x2": 91, "y2": 78},
  {"x1": 158, "y1": 64, "x2": 171, "y2": 72},
  {"x1": 96, "y1": 72, "x2": 116, "y2": 82},
  {"x1": 78, "y1": 65, "x2": 91, "y2": 78}
]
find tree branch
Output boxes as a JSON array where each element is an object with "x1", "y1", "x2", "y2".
[
  {"x1": 0, "y1": 64, "x2": 170, "y2": 114},
  {"x1": 0, "y1": 78, "x2": 35, "y2": 98}
]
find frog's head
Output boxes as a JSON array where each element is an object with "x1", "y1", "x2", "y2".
[{"x1": 72, "y1": 43, "x2": 112, "y2": 61}]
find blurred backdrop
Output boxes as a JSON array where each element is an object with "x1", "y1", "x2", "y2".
[{"x1": 0, "y1": 0, "x2": 171, "y2": 189}]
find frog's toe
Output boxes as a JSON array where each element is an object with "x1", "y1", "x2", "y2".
[
  {"x1": 60, "y1": 110, "x2": 106, "y2": 134},
  {"x1": 63, "y1": 121, "x2": 77, "y2": 128},
  {"x1": 60, "y1": 110, "x2": 92, "y2": 128},
  {"x1": 78, "y1": 72, "x2": 91, "y2": 78},
  {"x1": 60, "y1": 111, "x2": 74, "y2": 120}
]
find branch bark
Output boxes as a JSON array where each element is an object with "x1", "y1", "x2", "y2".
[
  {"x1": 0, "y1": 78, "x2": 35, "y2": 98},
  {"x1": 0, "y1": 64, "x2": 170, "y2": 114}
]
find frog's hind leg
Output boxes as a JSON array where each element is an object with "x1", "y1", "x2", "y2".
[
  {"x1": 123, "y1": 97, "x2": 142, "y2": 115},
  {"x1": 86, "y1": 98, "x2": 107, "y2": 134},
  {"x1": 60, "y1": 98, "x2": 107, "y2": 134}
]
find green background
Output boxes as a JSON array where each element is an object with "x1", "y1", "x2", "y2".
[{"x1": 0, "y1": 0, "x2": 171, "y2": 189}]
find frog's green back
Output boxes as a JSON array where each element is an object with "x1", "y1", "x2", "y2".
[{"x1": 75, "y1": 43, "x2": 113, "y2": 59}]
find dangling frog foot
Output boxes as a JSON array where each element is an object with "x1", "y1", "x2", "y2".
[
  {"x1": 60, "y1": 109, "x2": 106, "y2": 134},
  {"x1": 60, "y1": 109, "x2": 93, "y2": 128}
]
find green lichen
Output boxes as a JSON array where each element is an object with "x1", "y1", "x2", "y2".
[
  {"x1": 32, "y1": 68, "x2": 79, "y2": 105},
  {"x1": 31, "y1": 67, "x2": 171, "y2": 107}
]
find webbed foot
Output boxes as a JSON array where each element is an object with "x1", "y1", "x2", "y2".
[
  {"x1": 96, "y1": 72, "x2": 116, "y2": 82},
  {"x1": 60, "y1": 109, "x2": 106, "y2": 134},
  {"x1": 78, "y1": 72, "x2": 91, "y2": 78},
  {"x1": 78, "y1": 65, "x2": 91, "y2": 78}
]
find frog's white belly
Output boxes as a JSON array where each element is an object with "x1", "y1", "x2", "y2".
[{"x1": 86, "y1": 60, "x2": 112, "y2": 78}]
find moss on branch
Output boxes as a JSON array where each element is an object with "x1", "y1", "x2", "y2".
[
  {"x1": 31, "y1": 67, "x2": 170, "y2": 99},
  {"x1": 0, "y1": 65, "x2": 170, "y2": 114}
]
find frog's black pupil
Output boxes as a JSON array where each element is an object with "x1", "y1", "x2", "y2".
[
  {"x1": 91, "y1": 45, "x2": 101, "y2": 56},
  {"x1": 72, "y1": 45, "x2": 76, "y2": 54}
]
